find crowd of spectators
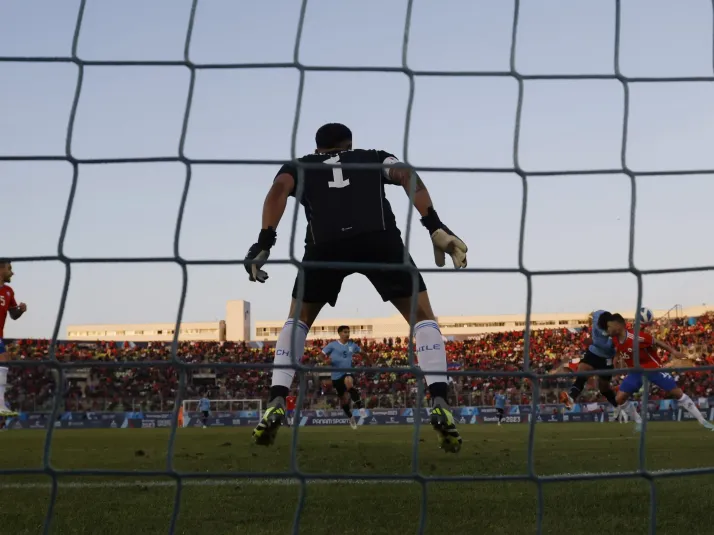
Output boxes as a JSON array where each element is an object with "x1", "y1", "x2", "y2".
[{"x1": 4, "y1": 312, "x2": 714, "y2": 413}]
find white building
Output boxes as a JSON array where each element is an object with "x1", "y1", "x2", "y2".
[{"x1": 66, "y1": 301, "x2": 712, "y2": 343}]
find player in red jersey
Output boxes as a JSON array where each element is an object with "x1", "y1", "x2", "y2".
[
  {"x1": 0, "y1": 261, "x2": 27, "y2": 416},
  {"x1": 601, "y1": 313, "x2": 714, "y2": 432},
  {"x1": 285, "y1": 394, "x2": 297, "y2": 426}
]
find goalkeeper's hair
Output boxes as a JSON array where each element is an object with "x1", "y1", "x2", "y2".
[
  {"x1": 0, "y1": 259, "x2": 10, "y2": 266},
  {"x1": 316, "y1": 123, "x2": 352, "y2": 150},
  {"x1": 337, "y1": 325, "x2": 349, "y2": 334}
]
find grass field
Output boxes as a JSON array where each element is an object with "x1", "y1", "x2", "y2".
[{"x1": 0, "y1": 423, "x2": 713, "y2": 534}]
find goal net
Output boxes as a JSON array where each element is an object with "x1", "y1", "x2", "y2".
[{"x1": 3, "y1": 0, "x2": 714, "y2": 534}]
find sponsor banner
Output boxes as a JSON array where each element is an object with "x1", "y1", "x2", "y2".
[
  {"x1": 479, "y1": 414, "x2": 525, "y2": 424},
  {"x1": 8, "y1": 406, "x2": 712, "y2": 429},
  {"x1": 369, "y1": 409, "x2": 400, "y2": 417},
  {"x1": 152, "y1": 418, "x2": 174, "y2": 428},
  {"x1": 530, "y1": 413, "x2": 563, "y2": 424},
  {"x1": 184, "y1": 417, "x2": 242, "y2": 428},
  {"x1": 646, "y1": 410, "x2": 676, "y2": 422},
  {"x1": 143, "y1": 412, "x2": 174, "y2": 420},
  {"x1": 562, "y1": 412, "x2": 598, "y2": 423},
  {"x1": 23, "y1": 419, "x2": 126, "y2": 429}
]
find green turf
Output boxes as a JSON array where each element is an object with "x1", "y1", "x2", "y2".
[{"x1": 0, "y1": 423, "x2": 713, "y2": 534}]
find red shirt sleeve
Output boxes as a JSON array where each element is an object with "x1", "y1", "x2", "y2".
[{"x1": 638, "y1": 332, "x2": 654, "y2": 348}]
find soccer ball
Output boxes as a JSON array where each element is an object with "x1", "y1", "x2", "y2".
[{"x1": 638, "y1": 307, "x2": 654, "y2": 325}]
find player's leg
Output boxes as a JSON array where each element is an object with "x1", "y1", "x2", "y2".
[
  {"x1": 357, "y1": 230, "x2": 461, "y2": 452},
  {"x1": 390, "y1": 291, "x2": 461, "y2": 452},
  {"x1": 342, "y1": 374, "x2": 354, "y2": 415},
  {"x1": 497, "y1": 408, "x2": 504, "y2": 425},
  {"x1": 597, "y1": 372, "x2": 618, "y2": 408},
  {"x1": 334, "y1": 376, "x2": 351, "y2": 417},
  {"x1": 616, "y1": 374, "x2": 643, "y2": 431},
  {"x1": 252, "y1": 298, "x2": 324, "y2": 446},
  {"x1": 655, "y1": 373, "x2": 713, "y2": 430},
  {"x1": 253, "y1": 253, "x2": 348, "y2": 446},
  {"x1": 343, "y1": 374, "x2": 366, "y2": 419},
  {"x1": 560, "y1": 355, "x2": 597, "y2": 408},
  {"x1": 0, "y1": 340, "x2": 15, "y2": 417},
  {"x1": 337, "y1": 375, "x2": 359, "y2": 429}
]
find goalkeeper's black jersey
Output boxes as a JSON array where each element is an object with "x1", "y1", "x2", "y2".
[{"x1": 275, "y1": 149, "x2": 402, "y2": 245}]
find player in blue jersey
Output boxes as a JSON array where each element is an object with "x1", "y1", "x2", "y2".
[
  {"x1": 559, "y1": 310, "x2": 620, "y2": 412},
  {"x1": 323, "y1": 326, "x2": 367, "y2": 429},
  {"x1": 494, "y1": 390, "x2": 508, "y2": 426},
  {"x1": 198, "y1": 395, "x2": 210, "y2": 429}
]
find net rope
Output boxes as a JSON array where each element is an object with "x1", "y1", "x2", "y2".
[{"x1": 3, "y1": 0, "x2": 714, "y2": 533}]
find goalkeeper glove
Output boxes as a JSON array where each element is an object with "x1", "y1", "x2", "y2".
[
  {"x1": 244, "y1": 228, "x2": 277, "y2": 283},
  {"x1": 420, "y1": 207, "x2": 468, "y2": 269}
]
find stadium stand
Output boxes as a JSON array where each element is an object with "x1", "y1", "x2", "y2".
[{"x1": 5, "y1": 312, "x2": 713, "y2": 414}]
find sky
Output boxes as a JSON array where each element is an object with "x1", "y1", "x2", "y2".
[{"x1": 1, "y1": 0, "x2": 714, "y2": 339}]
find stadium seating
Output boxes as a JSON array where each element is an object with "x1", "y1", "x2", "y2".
[{"x1": 4, "y1": 313, "x2": 713, "y2": 413}]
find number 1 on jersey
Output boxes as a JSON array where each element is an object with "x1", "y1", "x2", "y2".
[{"x1": 324, "y1": 155, "x2": 350, "y2": 189}]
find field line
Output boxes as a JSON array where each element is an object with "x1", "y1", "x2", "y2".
[{"x1": 0, "y1": 470, "x2": 683, "y2": 491}]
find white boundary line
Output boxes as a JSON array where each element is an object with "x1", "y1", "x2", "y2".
[{"x1": 0, "y1": 470, "x2": 686, "y2": 491}]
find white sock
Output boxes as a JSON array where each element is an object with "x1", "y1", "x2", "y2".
[
  {"x1": 621, "y1": 401, "x2": 642, "y2": 423},
  {"x1": 0, "y1": 367, "x2": 7, "y2": 405},
  {"x1": 414, "y1": 320, "x2": 448, "y2": 388},
  {"x1": 271, "y1": 319, "x2": 309, "y2": 390},
  {"x1": 678, "y1": 393, "x2": 707, "y2": 424}
]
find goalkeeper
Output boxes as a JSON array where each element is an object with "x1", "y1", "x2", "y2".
[{"x1": 245, "y1": 123, "x2": 468, "y2": 453}]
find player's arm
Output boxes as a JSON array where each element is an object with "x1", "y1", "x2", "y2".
[
  {"x1": 321, "y1": 342, "x2": 334, "y2": 362},
  {"x1": 243, "y1": 166, "x2": 296, "y2": 283},
  {"x1": 382, "y1": 152, "x2": 467, "y2": 269},
  {"x1": 8, "y1": 295, "x2": 25, "y2": 320},
  {"x1": 653, "y1": 337, "x2": 686, "y2": 359},
  {"x1": 262, "y1": 171, "x2": 295, "y2": 231},
  {"x1": 386, "y1": 163, "x2": 433, "y2": 218}
]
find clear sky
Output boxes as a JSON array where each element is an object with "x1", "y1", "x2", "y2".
[{"x1": 1, "y1": 0, "x2": 714, "y2": 338}]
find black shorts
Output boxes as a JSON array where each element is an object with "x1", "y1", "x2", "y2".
[
  {"x1": 201, "y1": 411, "x2": 209, "y2": 419},
  {"x1": 581, "y1": 350, "x2": 614, "y2": 379},
  {"x1": 496, "y1": 408, "x2": 504, "y2": 416},
  {"x1": 333, "y1": 374, "x2": 355, "y2": 396},
  {"x1": 292, "y1": 230, "x2": 427, "y2": 307}
]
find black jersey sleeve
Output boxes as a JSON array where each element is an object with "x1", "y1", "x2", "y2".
[
  {"x1": 274, "y1": 163, "x2": 298, "y2": 197},
  {"x1": 375, "y1": 150, "x2": 401, "y2": 185}
]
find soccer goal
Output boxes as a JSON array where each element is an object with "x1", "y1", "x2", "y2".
[{"x1": 181, "y1": 399, "x2": 263, "y2": 417}]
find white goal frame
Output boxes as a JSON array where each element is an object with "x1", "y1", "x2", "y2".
[{"x1": 181, "y1": 398, "x2": 263, "y2": 416}]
